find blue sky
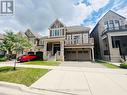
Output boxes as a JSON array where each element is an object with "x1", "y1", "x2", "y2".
[{"x1": 0, "y1": 0, "x2": 127, "y2": 35}]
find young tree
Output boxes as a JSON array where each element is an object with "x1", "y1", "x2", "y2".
[{"x1": 0, "y1": 30, "x2": 32, "y2": 70}]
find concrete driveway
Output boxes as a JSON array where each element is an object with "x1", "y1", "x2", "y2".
[
  {"x1": 31, "y1": 63, "x2": 127, "y2": 95},
  {"x1": 60, "y1": 61, "x2": 105, "y2": 68}
]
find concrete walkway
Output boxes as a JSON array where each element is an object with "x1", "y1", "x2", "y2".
[
  {"x1": 31, "y1": 66, "x2": 127, "y2": 95},
  {"x1": 60, "y1": 61, "x2": 106, "y2": 68}
]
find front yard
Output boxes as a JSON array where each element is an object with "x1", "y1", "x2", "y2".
[
  {"x1": 0, "y1": 67, "x2": 49, "y2": 86},
  {"x1": 96, "y1": 60, "x2": 120, "y2": 69},
  {"x1": 24, "y1": 61, "x2": 60, "y2": 66}
]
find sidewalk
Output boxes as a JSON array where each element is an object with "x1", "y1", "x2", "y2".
[{"x1": 31, "y1": 66, "x2": 127, "y2": 95}]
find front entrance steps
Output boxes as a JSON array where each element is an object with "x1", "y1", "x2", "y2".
[{"x1": 48, "y1": 55, "x2": 56, "y2": 61}]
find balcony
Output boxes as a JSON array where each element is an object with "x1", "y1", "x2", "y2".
[
  {"x1": 65, "y1": 38, "x2": 94, "y2": 47},
  {"x1": 102, "y1": 25, "x2": 127, "y2": 35}
]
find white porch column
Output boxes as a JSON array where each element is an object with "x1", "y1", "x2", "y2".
[
  {"x1": 43, "y1": 41, "x2": 47, "y2": 60},
  {"x1": 92, "y1": 47, "x2": 95, "y2": 62},
  {"x1": 60, "y1": 40, "x2": 64, "y2": 61}
]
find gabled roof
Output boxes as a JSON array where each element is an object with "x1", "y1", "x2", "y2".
[
  {"x1": 25, "y1": 29, "x2": 42, "y2": 38},
  {"x1": 90, "y1": 10, "x2": 126, "y2": 34},
  {"x1": 25, "y1": 29, "x2": 35, "y2": 38},
  {"x1": 49, "y1": 19, "x2": 65, "y2": 29},
  {"x1": 99, "y1": 10, "x2": 126, "y2": 22}
]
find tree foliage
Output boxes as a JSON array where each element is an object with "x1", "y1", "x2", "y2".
[{"x1": 0, "y1": 30, "x2": 32, "y2": 55}]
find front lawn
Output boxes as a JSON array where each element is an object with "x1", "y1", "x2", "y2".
[
  {"x1": 0, "y1": 67, "x2": 48, "y2": 86},
  {"x1": 120, "y1": 63, "x2": 127, "y2": 69},
  {"x1": 24, "y1": 61, "x2": 60, "y2": 66},
  {"x1": 96, "y1": 60, "x2": 120, "y2": 69}
]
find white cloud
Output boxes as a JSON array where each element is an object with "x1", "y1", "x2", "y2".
[
  {"x1": 91, "y1": 0, "x2": 109, "y2": 11},
  {"x1": 116, "y1": 6, "x2": 127, "y2": 19},
  {"x1": 0, "y1": 0, "x2": 124, "y2": 36},
  {"x1": 65, "y1": 2, "x2": 93, "y2": 26}
]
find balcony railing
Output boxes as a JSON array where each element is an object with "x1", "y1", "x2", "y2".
[
  {"x1": 102, "y1": 25, "x2": 127, "y2": 35},
  {"x1": 65, "y1": 38, "x2": 94, "y2": 46}
]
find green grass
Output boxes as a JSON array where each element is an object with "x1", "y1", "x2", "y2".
[
  {"x1": 0, "y1": 67, "x2": 49, "y2": 86},
  {"x1": 120, "y1": 63, "x2": 127, "y2": 69},
  {"x1": 25, "y1": 61, "x2": 60, "y2": 66},
  {"x1": 96, "y1": 60, "x2": 120, "y2": 69}
]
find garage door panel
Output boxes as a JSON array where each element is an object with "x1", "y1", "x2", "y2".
[
  {"x1": 65, "y1": 50, "x2": 91, "y2": 61},
  {"x1": 78, "y1": 51, "x2": 90, "y2": 61}
]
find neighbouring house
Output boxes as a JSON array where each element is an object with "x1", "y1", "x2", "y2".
[
  {"x1": 43, "y1": 19, "x2": 94, "y2": 61},
  {"x1": 90, "y1": 10, "x2": 127, "y2": 62},
  {"x1": 17, "y1": 29, "x2": 44, "y2": 56}
]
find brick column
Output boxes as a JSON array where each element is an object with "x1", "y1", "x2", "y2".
[
  {"x1": 60, "y1": 41, "x2": 64, "y2": 61},
  {"x1": 43, "y1": 41, "x2": 47, "y2": 60}
]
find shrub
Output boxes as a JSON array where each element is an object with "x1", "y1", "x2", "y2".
[
  {"x1": 0, "y1": 56, "x2": 8, "y2": 62},
  {"x1": 120, "y1": 63, "x2": 127, "y2": 69}
]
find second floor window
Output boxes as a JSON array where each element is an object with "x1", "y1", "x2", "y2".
[
  {"x1": 104, "y1": 20, "x2": 121, "y2": 31},
  {"x1": 104, "y1": 21, "x2": 109, "y2": 30},
  {"x1": 109, "y1": 20, "x2": 114, "y2": 30},
  {"x1": 51, "y1": 29, "x2": 64, "y2": 37},
  {"x1": 74, "y1": 36, "x2": 80, "y2": 44},
  {"x1": 114, "y1": 20, "x2": 120, "y2": 30}
]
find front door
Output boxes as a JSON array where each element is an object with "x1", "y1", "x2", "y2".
[{"x1": 53, "y1": 44, "x2": 60, "y2": 55}]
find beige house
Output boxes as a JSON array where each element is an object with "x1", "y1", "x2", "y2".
[
  {"x1": 43, "y1": 19, "x2": 94, "y2": 61},
  {"x1": 21, "y1": 19, "x2": 94, "y2": 61},
  {"x1": 90, "y1": 10, "x2": 127, "y2": 62}
]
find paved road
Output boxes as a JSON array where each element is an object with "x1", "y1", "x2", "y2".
[{"x1": 31, "y1": 66, "x2": 127, "y2": 95}]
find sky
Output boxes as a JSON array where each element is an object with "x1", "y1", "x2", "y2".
[{"x1": 0, "y1": 0, "x2": 127, "y2": 36}]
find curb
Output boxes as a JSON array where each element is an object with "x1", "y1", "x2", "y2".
[{"x1": 0, "y1": 81, "x2": 45, "y2": 95}]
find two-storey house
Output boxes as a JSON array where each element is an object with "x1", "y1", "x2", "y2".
[
  {"x1": 43, "y1": 19, "x2": 94, "y2": 61},
  {"x1": 90, "y1": 10, "x2": 127, "y2": 62}
]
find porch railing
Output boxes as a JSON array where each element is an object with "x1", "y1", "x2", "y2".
[
  {"x1": 102, "y1": 25, "x2": 127, "y2": 35},
  {"x1": 65, "y1": 38, "x2": 94, "y2": 45}
]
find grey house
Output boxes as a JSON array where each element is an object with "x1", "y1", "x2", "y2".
[{"x1": 90, "y1": 10, "x2": 127, "y2": 62}]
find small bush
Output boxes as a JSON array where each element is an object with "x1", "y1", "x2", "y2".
[
  {"x1": 95, "y1": 60, "x2": 109, "y2": 63},
  {"x1": 120, "y1": 63, "x2": 127, "y2": 69},
  {"x1": 0, "y1": 56, "x2": 8, "y2": 62}
]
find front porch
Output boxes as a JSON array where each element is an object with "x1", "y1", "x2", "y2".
[
  {"x1": 102, "y1": 31, "x2": 127, "y2": 62},
  {"x1": 43, "y1": 37, "x2": 64, "y2": 61}
]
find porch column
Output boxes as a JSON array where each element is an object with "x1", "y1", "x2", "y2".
[
  {"x1": 91, "y1": 47, "x2": 95, "y2": 62},
  {"x1": 43, "y1": 41, "x2": 47, "y2": 60},
  {"x1": 107, "y1": 34, "x2": 112, "y2": 61},
  {"x1": 60, "y1": 40, "x2": 64, "y2": 61}
]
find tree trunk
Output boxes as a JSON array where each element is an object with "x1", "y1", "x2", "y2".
[{"x1": 8, "y1": 49, "x2": 12, "y2": 60}]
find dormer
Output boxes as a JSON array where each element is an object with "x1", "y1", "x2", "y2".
[{"x1": 49, "y1": 19, "x2": 65, "y2": 37}]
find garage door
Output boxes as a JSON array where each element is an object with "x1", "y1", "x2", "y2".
[
  {"x1": 78, "y1": 51, "x2": 90, "y2": 61},
  {"x1": 65, "y1": 50, "x2": 90, "y2": 61}
]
